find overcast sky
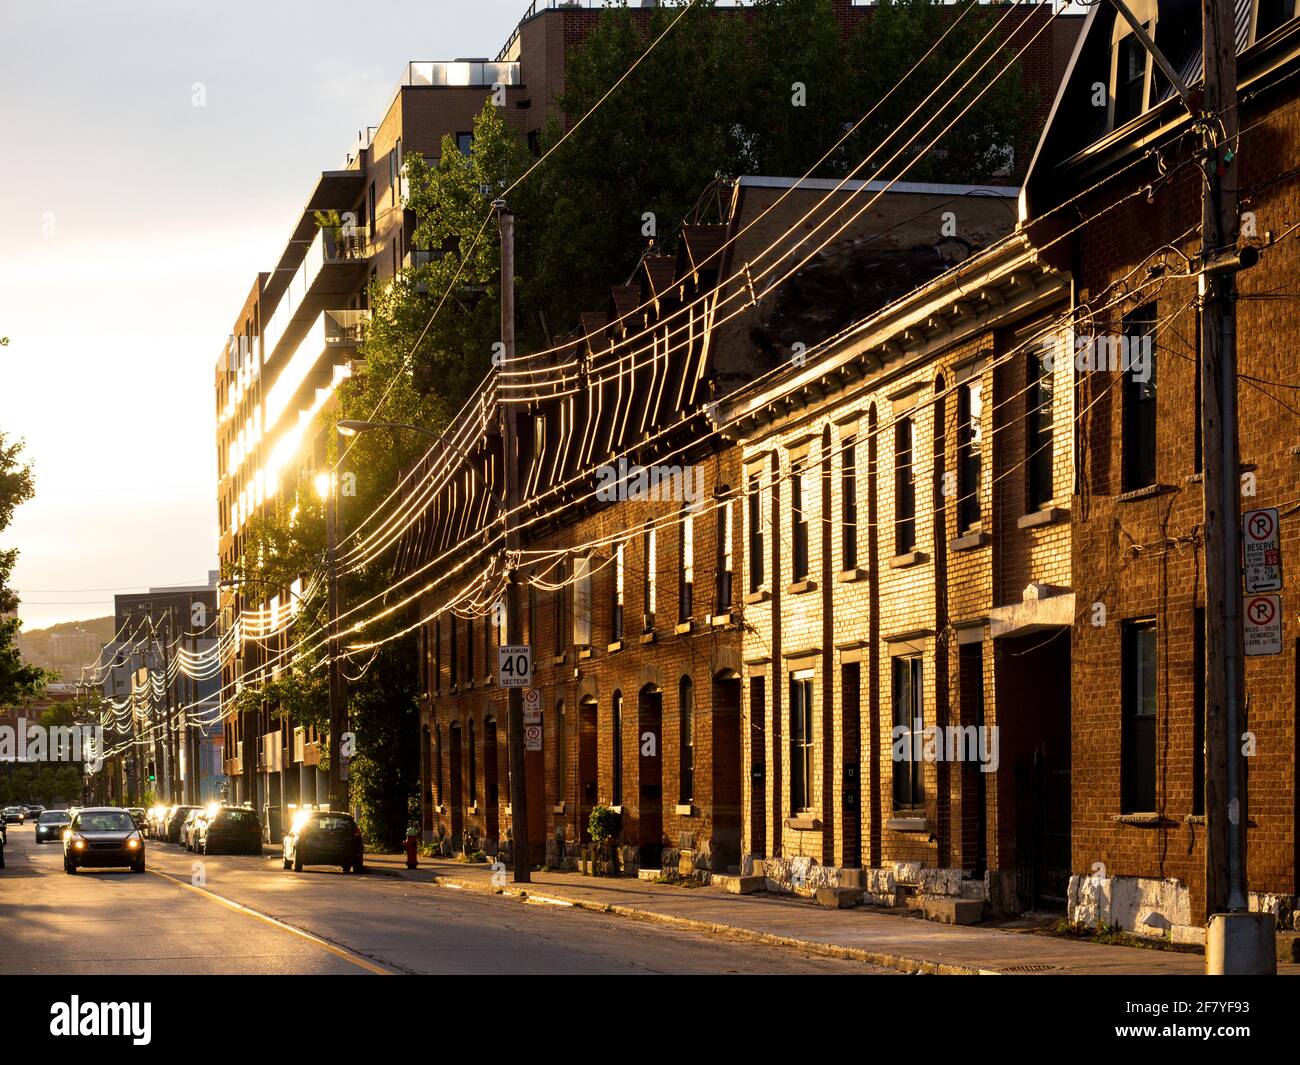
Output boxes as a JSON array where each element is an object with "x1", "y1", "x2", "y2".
[{"x1": 0, "y1": 0, "x2": 527, "y2": 630}]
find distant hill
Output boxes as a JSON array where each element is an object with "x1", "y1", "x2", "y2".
[{"x1": 15, "y1": 616, "x2": 117, "y2": 683}]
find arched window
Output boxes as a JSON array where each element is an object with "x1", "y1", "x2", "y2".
[{"x1": 679, "y1": 676, "x2": 694, "y2": 803}]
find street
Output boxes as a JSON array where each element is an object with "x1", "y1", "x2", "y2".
[{"x1": 0, "y1": 823, "x2": 894, "y2": 975}]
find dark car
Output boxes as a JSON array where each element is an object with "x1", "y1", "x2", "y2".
[
  {"x1": 63, "y1": 807, "x2": 145, "y2": 874},
  {"x1": 164, "y1": 805, "x2": 201, "y2": 844},
  {"x1": 198, "y1": 806, "x2": 262, "y2": 856},
  {"x1": 3, "y1": 806, "x2": 24, "y2": 825},
  {"x1": 282, "y1": 810, "x2": 364, "y2": 873},
  {"x1": 34, "y1": 809, "x2": 72, "y2": 844}
]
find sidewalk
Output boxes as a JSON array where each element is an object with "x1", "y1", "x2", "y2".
[{"x1": 359, "y1": 853, "x2": 1298, "y2": 975}]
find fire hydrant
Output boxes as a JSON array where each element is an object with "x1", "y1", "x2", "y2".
[{"x1": 402, "y1": 833, "x2": 419, "y2": 870}]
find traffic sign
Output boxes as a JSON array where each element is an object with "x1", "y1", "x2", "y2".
[
  {"x1": 497, "y1": 645, "x2": 532, "y2": 687},
  {"x1": 522, "y1": 687, "x2": 541, "y2": 723},
  {"x1": 524, "y1": 723, "x2": 543, "y2": 752},
  {"x1": 1243, "y1": 594, "x2": 1282, "y2": 656},
  {"x1": 1243, "y1": 507, "x2": 1282, "y2": 593}
]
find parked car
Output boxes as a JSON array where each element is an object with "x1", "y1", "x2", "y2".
[
  {"x1": 182, "y1": 810, "x2": 206, "y2": 851},
  {"x1": 144, "y1": 806, "x2": 168, "y2": 839},
  {"x1": 198, "y1": 805, "x2": 262, "y2": 856},
  {"x1": 34, "y1": 809, "x2": 72, "y2": 844},
  {"x1": 3, "y1": 806, "x2": 25, "y2": 825},
  {"x1": 164, "y1": 805, "x2": 201, "y2": 844},
  {"x1": 125, "y1": 807, "x2": 147, "y2": 830},
  {"x1": 282, "y1": 810, "x2": 365, "y2": 873},
  {"x1": 63, "y1": 807, "x2": 145, "y2": 874}
]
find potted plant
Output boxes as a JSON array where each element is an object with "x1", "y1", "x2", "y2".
[{"x1": 587, "y1": 805, "x2": 621, "y2": 876}]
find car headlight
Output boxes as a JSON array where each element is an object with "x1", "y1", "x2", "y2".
[{"x1": 71, "y1": 836, "x2": 86, "y2": 850}]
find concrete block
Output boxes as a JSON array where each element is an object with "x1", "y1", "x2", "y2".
[
  {"x1": 715, "y1": 874, "x2": 764, "y2": 895},
  {"x1": 1172, "y1": 924, "x2": 1206, "y2": 947},
  {"x1": 815, "y1": 887, "x2": 862, "y2": 909},
  {"x1": 922, "y1": 897, "x2": 986, "y2": 925},
  {"x1": 1277, "y1": 931, "x2": 1300, "y2": 963}
]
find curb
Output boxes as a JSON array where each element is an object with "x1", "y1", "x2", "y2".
[{"x1": 375, "y1": 863, "x2": 988, "y2": 976}]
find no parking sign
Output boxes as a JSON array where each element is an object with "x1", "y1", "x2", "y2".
[{"x1": 1243, "y1": 594, "x2": 1282, "y2": 656}]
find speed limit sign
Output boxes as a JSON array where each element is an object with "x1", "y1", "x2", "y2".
[{"x1": 497, "y1": 645, "x2": 532, "y2": 687}]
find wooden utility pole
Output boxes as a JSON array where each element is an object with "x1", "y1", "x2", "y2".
[
  {"x1": 1199, "y1": 0, "x2": 1246, "y2": 919},
  {"x1": 326, "y1": 480, "x2": 346, "y2": 810},
  {"x1": 497, "y1": 200, "x2": 531, "y2": 884}
]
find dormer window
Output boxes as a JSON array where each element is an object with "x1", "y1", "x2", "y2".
[
  {"x1": 1114, "y1": 32, "x2": 1149, "y2": 126},
  {"x1": 1254, "y1": 0, "x2": 1297, "y2": 42}
]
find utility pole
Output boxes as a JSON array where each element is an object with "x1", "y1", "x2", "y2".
[
  {"x1": 326, "y1": 475, "x2": 346, "y2": 811},
  {"x1": 1199, "y1": 0, "x2": 1274, "y2": 972},
  {"x1": 496, "y1": 199, "x2": 530, "y2": 884}
]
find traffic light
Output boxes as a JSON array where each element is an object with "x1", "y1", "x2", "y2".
[{"x1": 147, "y1": 762, "x2": 156, "y2": 783}]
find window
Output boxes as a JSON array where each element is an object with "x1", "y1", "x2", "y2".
[
  {"x1": 494, "y1": 600, "x2": 506, "y2": 652},
  {"x1": 1114, "y1": 33, "x2": 1147, "y2": 126},
  {"x1": 957, "y1": 379, "x2": 983, "y2": 531},
  {"x1": 456, "y1": 132, "x2": 473, "y2": 156},
  {"x1": 1122, "y1": 620, "x2": 1157, "y2": 813},
  {"x1": 790, "y1": 671, "x2": 814, "y2": 813},
  {"x1": 450, "y1": 616, "x2": 459, "y2": 688},
  {"x1": 611, "y1": 690, "x2": 624, "y2": 805},
  {"x1": 747, "y1": 472, "x2": 764, "y2": 592},
  {"x1": 465, "y1": 616, "x2": 474, "y2": 682},
  {"x1": 484, "y1": 608, "x2": 492, "y2": 678},
  {"x1": 1122, "y1": 304, "x2": 1158, "y2": 491},
  {"x1": 895, "y1": 418, "x2": 917, "y2": 554},
  {"x1": 434, "y1": 725, "x2": 443, "y2": 804},
  {"x1": 611, "y1": 542, "x2": 625, "y2": 641},
  {"x1": 1255, "y1": 0, "x2": 1295, "y2": 41},
  {"x1": 679, "y1": 677, "x2": 695, "y2": 803},
  {"x1": 791, "y1": 458, "x2": 809, "y2": 580},
  {"x1": 573, "y1": 555, "x2": 592, "y2": 647},
  {"x1": 643, "y1": 526, "x2": 657, "y2": 631},
  {"x1": 679, "y1": 506, "x2": 694, "y2": 621},
  {"x1": 367, "y1": 181, "x2": 376, "y2": 234},
  {"x1": 556, "y1": 700, "x2": 566, "y2": 801},
  {"x1": 553, "y1": 559, "x2": 567, "y2": 655},
  {"x1": 716, "y1": 497, "x2": 734, "y2": 611},
  {"x1": 892, "y1": 656, "x2": 924, "y2": 812},
  {"x1": 1027, "y1": 345, "x2": 1055, "y2": 511},
  {"x1": 1192, "y1": 607, "x2": 1205, "y2": 816},
  {"x1": 468, "y1": 719, "x2": 478, "y2": 804},
  {"x1": 842, "y1": 441, "x2": 858, "y2": 569},
  {"x1": 433, "y1": 619, "x2": 441, "y2": 693}
]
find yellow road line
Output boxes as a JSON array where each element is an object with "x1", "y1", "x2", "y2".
[{"x1": 149, "y1": 868, "x2": 391, "y2": 975}]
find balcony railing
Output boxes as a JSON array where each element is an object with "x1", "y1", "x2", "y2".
[
  {"x1": 399, "y1": 60, "x2": 519, "y2": 89},
  {"x1": 325, "y1": 309, "x2": 370, "y2": 346},
  {"x1": 263, "y1": 225, "x2": 373, "y2": 366}
]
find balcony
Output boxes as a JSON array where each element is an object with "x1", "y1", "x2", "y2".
[
  {"x1": 399, "y1": 59, "x2": 519, "y2": 88},
  {"x1": 264, "y1": 309, "x2": 359, "y2": 433},
  {"x1": 325, "y1": 309, "x2": 370, "y2": 347},
  {"x1": 262, "y1": 225, "x2": 374, "y2": 367}
]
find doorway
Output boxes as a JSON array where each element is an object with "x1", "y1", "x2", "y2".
[
  {"x1": 578, "y1": 697, "x2": 598, "y2": 842},
  {"x1": 483, "y1": 716, "x2": 499, "y2": 849},
  {"x1": 711, "y1": 672, "x2": 742, "y2": 872},
  {"x1": 448, "y1": 723, "x2": 463, "y2": 851},
  {"x1": 637, "y1": 684, "x2": 663, "y2": 868}
]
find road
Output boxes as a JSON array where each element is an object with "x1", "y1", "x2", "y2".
[{"x1": 0, "y1": 821, "x2": 895, "y2": 975}]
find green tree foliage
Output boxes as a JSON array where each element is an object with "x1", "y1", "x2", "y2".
[{"x1": 0, "y1": 432, "x2": 46, "y2": 708}]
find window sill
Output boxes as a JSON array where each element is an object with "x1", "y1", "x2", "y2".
[
  {"x1": 607, "y1": 805, "x2": 624, "y2": 816},
  {"x1": 639, "y1": 631, "x2": 656, "y2": 645},
  {"x1": 949, "y1": 530, "x2": 990, "y2": 552},
  {"x1": 675, "y1": 620, "x2": 695, "y2": 635},
  {"x1": 551, "y1": 804, "x2": 566, "y2": 815},
  {"x1": 464, "y1": 681, "x2": 475, "y2": 690},
  {"x1": 836, "y1": 568, "x2": 867, "y2": 583},
  {"x1": 551, "y1": 653, "x2": 567, "y2": 666},
  {"x1": 889, "y1": 551, "x2": 928, "y2": 569},
  {"x1": 886, "y1": 816, "x2": 929, "y2": 832},
  {"x1": 1113, "y1": 813, "x2": 1176, "y2": 826},
  {"x1": 468, "y1": 803, "x2": 479, "y2": 815},
  {"x1": 674, "y1": 804, "x2": 696, "y2": 817},
  {"x1": 786, "y1": 815, "x2": 821, "y2": 832},
  {"x1": 606, "y1": 640, "x2": 624, "y2": 654},
  {"x1": 1018, "y1": 506, "x2": 1069, "y2": 529},
  {"x1": 577, "y1": 647, "x2": 593, "y2": 661},
  {"x1": 1117, "y1": 483, "x2": 1175, "y2": 502},
  {"x1": 786, "y1": 580, "x2": 817, "y2": 595},
  {"x1": 743, "y1": 589, "x2": 770, "y2": 605},
  {"x1": 710, "y1": 612, "x2": 732, "y2": 627}
]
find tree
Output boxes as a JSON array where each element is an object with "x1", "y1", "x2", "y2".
[{"x1": 0, "y1": 432, "x2": 45, "y2": 708}]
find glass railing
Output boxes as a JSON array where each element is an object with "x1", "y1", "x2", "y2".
[
  {"x1": 400, "y1": 60, "x2": 520, "y2": 89},
  {"x1": 324, "y1": 309, "x2": 370, "y2": 346},
  {"x1": 263, "y1": 226, "x2": 373, "y2": 366}
]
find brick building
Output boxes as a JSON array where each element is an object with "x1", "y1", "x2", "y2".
[
  {"x1": 714, "y1": 228, "x2": 1073, "y2": 911},
  {"x1": 410, "y1": 175, "x2": 1023, "y2": 874},
  {"x1": 1021, "y1": 2, "x2": 1300, "y2": 936}
]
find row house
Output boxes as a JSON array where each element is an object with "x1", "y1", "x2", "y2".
[
  {"x1": 714, "y1": 230, "x2": 1073, "y2": 913},
  {"x1": 412, "y1": 176, "x2": 1021, "y2": 873},
  {"x1": 1022, "y1": 0, "x2": 1300, "y2": 937}
]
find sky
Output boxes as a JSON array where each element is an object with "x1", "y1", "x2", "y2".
[{"x1": 0, "y1": 0, "x2": 527, "y2": 631}]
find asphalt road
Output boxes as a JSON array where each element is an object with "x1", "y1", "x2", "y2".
[{"x1": 0, "y1": 821, "x2": 895, "y2": 975}]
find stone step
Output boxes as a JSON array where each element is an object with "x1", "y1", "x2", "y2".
[
  {"x1": 922, "y1": 897, "x2": 986, "y2": 925},
  {"x1": 815, "y1": 886, "x2": 863, "y2": 909}
]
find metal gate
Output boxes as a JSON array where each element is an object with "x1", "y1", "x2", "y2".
[{"x1": 1015, "y1": 748, "x2": 1071, "y2": 910}]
